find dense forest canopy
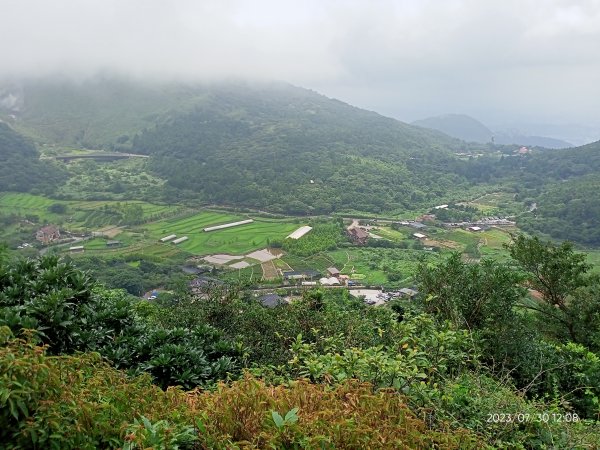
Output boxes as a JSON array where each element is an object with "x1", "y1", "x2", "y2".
[{"x1": 0, "y1": 122, "x2": 66, "y2": 193}]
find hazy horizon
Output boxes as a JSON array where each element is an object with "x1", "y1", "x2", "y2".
[{"x1": 2, "y1": 0, "x2": 600, "y2": 143}]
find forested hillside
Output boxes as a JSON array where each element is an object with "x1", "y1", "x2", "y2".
[
  {"x1": 130, "y1": 83, "x2": 484, "y2": 214},
  {"x1": 0, "y1": 77, "x2": 206, "y2": 148},
  {"x1": 511, "y1": 141, "x2": 600, "y2": 245},
  {"x1": 0, "y1": 122, "x2": 66, "y2": 193}
]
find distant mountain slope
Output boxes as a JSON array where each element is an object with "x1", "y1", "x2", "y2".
[
  {"x1": 129, "y1": 83, "x2": 483, "y2": 213},
  {"x1": 0, "y1": 77, "x2": 210, "y2": 148},
  {"x1": 0, "y1": 122, "x2": 66, "y2": 192},
  {"x1": 412, "y1": 114, "x2": 493, "y2": 143},
  {"x1": 494, "y1": 133, "x2": 572, "y2": 149},
  {"x1": 413, "y1": 114, "x2": 573, "y2": 148}
]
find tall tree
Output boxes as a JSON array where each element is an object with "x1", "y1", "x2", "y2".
[
  {"x1": 505, "y1": 235, "x2": 591, "y2": 342},
  {"x1": 416, "y1": 253, "x2": 525, "y2": 331}
]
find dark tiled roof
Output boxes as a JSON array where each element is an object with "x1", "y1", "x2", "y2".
[{"x1": 259, "y1": 294, "x2": 284, "y2": 308}]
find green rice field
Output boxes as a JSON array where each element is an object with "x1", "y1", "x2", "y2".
[
  {"x1": 145, "y1": 212, "x2": 299, "y2": 256},
  {"x1": 0, "y1": 193, "x2": 179, "y2": 229}
]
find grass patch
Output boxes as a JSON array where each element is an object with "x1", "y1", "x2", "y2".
[{"x1": 146, "y1": 213, "x2": 298, "y2": 256}]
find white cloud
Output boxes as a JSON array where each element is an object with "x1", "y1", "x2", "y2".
[{"x1": 1, "y1": 0, "x2": 599, "y2": 128}]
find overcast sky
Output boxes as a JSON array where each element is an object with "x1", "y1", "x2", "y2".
[{"x1": 2, "y1": 0, "x2": 600, "y2": 139}]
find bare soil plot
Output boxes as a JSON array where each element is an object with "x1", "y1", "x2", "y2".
[
  {"x1": 261, "y1": 260, "x2": 279, "y2": 280},
  {"x1": 230, "y1": 261, "x2": 251, "y2": 269},
  {"x1": 423, "y1": 238, "x2": 461, "y2": 249},
  {"x1": 92, "y1": 226, "x2": 124, "y2": 238},
  {"x1": 246, "y1": 249, "x2": 277, "y2": 262},
  {"x1": 204, "y1": 254, "x2": 245, "y2": 264}
]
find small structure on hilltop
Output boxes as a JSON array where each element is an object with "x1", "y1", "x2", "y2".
[
  {"x1": 413, "y1": 233, "x2": 427, "y2": 240},
  {"x1": 159, "y1": 234, "x2": 177, "y2": 243},
  {"x1": 69, "y1": 245, "x2": 84, "y2": 253},
  {"x1": 36, "y1": 225, "x2": 60, "y2": 244},
  {"x1": 106, "y1": 240, "x2": 121, "y2": 247},
  {"x1": 467, "y1": 226, "x2": 482, "y2": 232}
]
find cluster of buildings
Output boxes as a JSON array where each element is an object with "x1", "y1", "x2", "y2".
[
  {"x1": 347, "y1": 226, "x2": 369, "y2": 245},
  {"x1": 350, "y1": 287, "x2": 419, "y2": 305},
  {"x1": 36, "y1": 225, "x2": 61, "y2": 244},
  {"x1": 282, "y1": 267, "x2": 354, "y2": 287},
  {"x1": 442, "y1": 217, "x2": 516, "y2": 229}
]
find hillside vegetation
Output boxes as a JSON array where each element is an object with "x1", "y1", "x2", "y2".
[
  {"x1": 2, "y1": 77, "x2": 600, "y2": 245},
  {"x1": 2, "y1": 78, "x2": 490, "y2": 214},
  {"x1": 1, "y1": 237, "x2": 600, "y2": 448},
  {"x1": 130, "y1": 83, "x2": 485, "y2": 214},
  {"x1": 0, "y1": 122, "x2": 66, "y2": 193}
]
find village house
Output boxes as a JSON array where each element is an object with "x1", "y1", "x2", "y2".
[
  {"x1": 258, "y1": 293, "x2": 285, "y2": 308},
  {"x1": 327, "y1": 267, "x2": 340, "y2": 278},
  {"x1": 283, "y1": 270, "x2": 320, "y2": 282},
  {"x1": 36, "y1": 225, "x2": 60, "y2": 244},
  {"x1": 348, "y1": 227, "x2": 369, "y2": 245},
  {"x1": 408, "y1": 221, "x2": 427, "y2": 230}
]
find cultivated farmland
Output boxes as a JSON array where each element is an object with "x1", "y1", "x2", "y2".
[{"x1": 146, "y1": 212, "x2": 298, "y2": 255}]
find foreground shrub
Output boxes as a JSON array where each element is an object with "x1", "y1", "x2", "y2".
[
  {"x1": 3, "y1": 327, "x2": 599, "y2": 449},
  {"x1": 0, "y1": 326, "x2": 193, "y2": 449},
  {"x1": 0, "y1": 327, "x2": 480, "y2": 449},
  {"x1": 186, "y1": 375, "x2": 481, "y2": 449}
]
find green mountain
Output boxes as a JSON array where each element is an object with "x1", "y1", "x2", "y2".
[
  {"x1": 0, "y1": 76, "x2": 209, "y2": 148},
  {"x1": 128, "y1": 83, "x2": 488, "y2": 214},
  {"x1": 0, "y1": 121, "x2": 65, "y2": 193},
  {"x1": 412, "y1": 114, "x2": 573, "y2": 148},
  {"x1": 1, "y1": 77, "x2": 489, "y2": 214},
  {"x1": 514, "y1": 140, "x2": 600, "y2": 245},
  {"x1": 412, "y1": 114, "x2": 494, "y2": 143}
]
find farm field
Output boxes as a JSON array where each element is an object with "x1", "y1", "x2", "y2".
[
  {"x1": 585, "y1": 250, "x2": 600, "y2": 274},
  {"x1": 373, "y1": 226, "x2": 409, "y2": 242},
  {"x1": 0, "y1": 193, "x2": 64, "y2": 222},
  {"x1": 145, "y1": 212, "x2": 299, "y2": 256},
  {"x1": 477, "y1": 228, "x2": 513, "y2": 260},
  {"x1": 462, "y1": 191, "x2": 526, "y2": 216},
  {"x1": 325, "y1": 248, "x2": 439, "y2": 286},
  {"x1": 0, "y1": 192, "x2": 180, "y2": 230}
]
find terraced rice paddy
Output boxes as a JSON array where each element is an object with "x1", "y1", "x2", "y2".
[{"x1": 0, "y1": 193, "x2": 179, "y2": 229}]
